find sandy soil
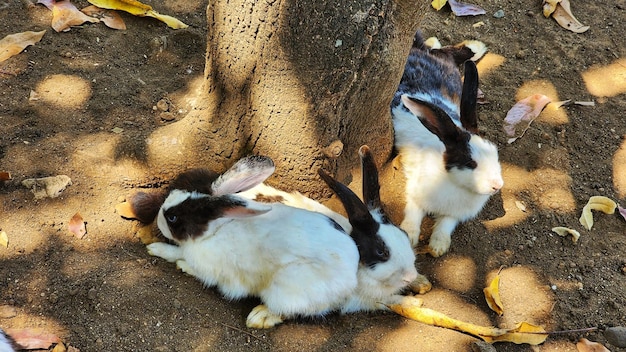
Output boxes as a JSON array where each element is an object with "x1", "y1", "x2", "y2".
[{"x1": 1, "y1": 0, "x2": 625, "y2": 351}]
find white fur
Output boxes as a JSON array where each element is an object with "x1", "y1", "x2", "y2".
[
  {"x1": 392, "y1": 101, "x2": 503, "y2": 256},
  {"x1": 149, "y1": 191, "x2": 360, "y2": 329},
  {"x1": 239, "y1": 183, "x2": 423, "y2": 313}
]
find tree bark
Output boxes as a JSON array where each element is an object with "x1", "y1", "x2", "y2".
[{"x1": 147, "y1": 0, "x2": 426, "y2": 197}]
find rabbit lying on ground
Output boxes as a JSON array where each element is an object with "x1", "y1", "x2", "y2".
[
  {"x1": 132, "y1": 151, "x2": 425, "y2": 329},
  {"x1": 391, "y1": 32, "x2": 504, "y2": 257}
]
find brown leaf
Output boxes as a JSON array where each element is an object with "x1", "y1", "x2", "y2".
[
  {"x1": 0, "y1": 30, "x2": 46, "y2": 63},
  {"x1": 115, "y1": 201, "x2": 137, "y2": 219},
  {"x1": 38, "y1": 0, "x2": 100, "y2": 32},
  {"x1": 81, "y1": 5, "x2": 126, "y2": 30},
  {"x1": 68, "y1": 212, "x2": 86, "y2": 239},
  {"x1": 5, "y1": 328, "x2": 61, "y2": 349},
  {"x1": 503, "y1": 94, "x2": 551, "y2": 144},
  {"x1": 576, "y1": 338, "x2": 610, "y2": 352},
  {"x1": 0, "y1": 171, "x2": 11, "y2": 181}
]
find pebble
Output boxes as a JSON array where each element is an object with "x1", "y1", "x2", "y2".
[
  {"x1": 156, "y1": 99, "x2": 169, "y2": 112},
  {"x1": 605, "y1": 326, "x2": 626, "y2": 348},
  {"x1": 493, "y1": 10, "x2": 505, "y2": 18},
  {"x1": 87, "y1": 288, "x2": 98, "y2": 300}
]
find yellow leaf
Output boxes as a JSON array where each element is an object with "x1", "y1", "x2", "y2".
[
  {"x1": 87, "y1": 0, "x2": 188, "y2": 29},
  {"x1": 484, "y1": 273, "x2": 504, "y2": 316},
  {"x1": 542, "y1": 0, "x2": 560, "y2": 17},
  {"x1": 431, "y1": 0, "x2": 448, "y2": 11},
  {"x1": 579, "y1": 196, "x2": 617, "y2": 230},
  {"x1": 552, "y1": 226, "x2": 581, "y2": 243},
  {"x1": 0, "y1": 230, "x2": 8, "y2": 248},
  {"x1": 489, "y1": 322, "x2": 548, "y2": 345},
  {"x1": 135, "y1": 223, "x2": 161, "y2": 244},
  {"x1": 0, "y1": 30, "x2": 46, "y2": 63},
  {"x1": 115, "y1": 201, "x2": 138, "y2": 219},
  {"x1": 386, "y1": 296, "x2": 548, "y2": 345}
]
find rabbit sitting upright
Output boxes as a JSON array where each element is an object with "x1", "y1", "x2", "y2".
[{"x1": 391, "y1": 32, "x2": 504, "y2": 257}]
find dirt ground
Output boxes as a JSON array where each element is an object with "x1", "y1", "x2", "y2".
[{"x1": 1, "y1": 0, "x2": 625, "y2": 351}]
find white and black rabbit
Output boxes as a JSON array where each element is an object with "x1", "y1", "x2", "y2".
[
  {"x1": 134, "y1": 156, "x2": 360, "y2": 329},
  {"x1": 0, "y1": 328, "x2": 18, "y2": 352},
  {"x1": 391, "y1": 32, "x2": 504, "y2": 257},
  {"x1": 240, "y1": 145, "x2": 430, "y2": 301}
]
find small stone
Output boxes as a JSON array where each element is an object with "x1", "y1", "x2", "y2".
[
  {"x1": 493, "y1": 9, "x2": 505, "y2": 18},
  {"x1": 515, "y1": 50, "x2": 526, "y2": 59},
  {"x1": 526, "y1": 10, "x2": 535, "y2": 17},
  {"x1": 156, "y1": 99, "x2": 169, "y2": 112},
  {"x1": 605, "y1": 326, "x2": 626, "y2": 348},
  {"x1": 160, "y1": 112, "x2": 176, "y2": 121},
  {"x1": 87, "y1": 288, "x2": 98, "y2": 300},
  {"x1": 0, "y1": 305, "x2": 17, "y2": 318},
  {"x1": 173, "y1": 299, "x2": 182, "y2": 309}
]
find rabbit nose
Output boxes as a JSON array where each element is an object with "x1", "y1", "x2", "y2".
[{"x1": 491, "y1": 179, "x2": 504, "y2": 193}]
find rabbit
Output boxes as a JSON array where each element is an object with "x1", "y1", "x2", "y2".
[
  {"x1": 240, "y1": 145, "x2": 431, "y2": 302},
  {"x1": 390, "y1": 31, "x2": 504, "y2": 257},
  {"x1": 0, "y1": 328, "x2": 17, "y2": 352},
  {"x1": 135, "y1": 156, "x2": 361, "y2": 329}
]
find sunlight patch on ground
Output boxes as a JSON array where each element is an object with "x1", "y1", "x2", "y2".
[
  {"x1": 376, "y1": 289, "x2": 491, "y2": 352},
  {"x1": 613, "y1": 137, "x2": 626, "y2": 199},
  {"x1": 516, "y1": 79, "x2": 569, "y2": 125},
  {"x1": 475, "y1": 53, "x2": 506, "y2": 78},
  {"x1": 582, "y1": 58, "x2": 626, "y2": 97},
  {"x1": 488, "y1": 266, "x2": 555, "y2": 329},
  {"x1": 431, "y1": 255, "x2": 477, "y2": 294},
  {"x1": 484, "y1": 163, "x2": 575, "y2": 231},
  {"x1": 35, "y1": 74, "x2": 91, "y2": 109}
]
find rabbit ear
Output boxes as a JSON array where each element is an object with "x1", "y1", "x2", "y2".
[
  {"x1": 318, "y1": 169, "x2": 389, "y2": 267},
  {"x1": 400, "y1": 95, "x2": 465, "y2": 145},
  {"x1": 460, "y1": 60, "x2": 479, "y2": 134},
  {"x1": 358, "y1": 145, "x2": 381, "y2": 210},
  {"x1": 212, "y1": 155, "x2": 275, "y2": 196}
]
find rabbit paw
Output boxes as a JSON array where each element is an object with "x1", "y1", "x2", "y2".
[
  {"x1": 175, "y1": 260, "x2": 196, "y2": 276},
  {"x1": 409, "y1": 274, "x2": 432, "y2": 295},
  {"x1": 428, "y1": 232, "x2": 451, "y2": 257},
  {"x1": 246, "y1": 305, "x2": 284, "y2": 329},
  {"x1": 400, "y1": 218, "x2": 421, "y2": 248},
  {"x1": 146, "y1": 242, "x2": 183, "y2": 263}
]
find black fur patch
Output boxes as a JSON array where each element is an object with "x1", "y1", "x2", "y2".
[
  {"x1": 443, "y1": 132, "x2": 477, "y2": 171},
  {"x1": 169, "y1": 168, "x2": 219, "y2": 194},
  {"x1": 129, "y1": 191, "x2": 166, "y2": 224},
  {"x1": 163, "y1": 195, "x2": 246, "y2": 241},
  {"x1": 327, "y1": 217, "x2": 346, "y2": 233}
]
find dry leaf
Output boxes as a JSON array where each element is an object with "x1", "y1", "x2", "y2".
[
  {"x1": 5, "y1": 328, "x2": 62, "y2": 349},
  {"x1": 431, "y1": 0, "x2": 448, "y2": 11},
  {"x1": 543, "y1": 0, "x2": 589, "y2": 33},
  {"x1": 579, "y1": 196, "x2": 617, "y2": 230},
  {"x1": 81, "y1": 5, "x2": 126, "y2": 30},
  {"x1": 22, "y1": 175, "x2": 72, "y2": 199},
  {"x1": 38, "y1": 0, "x2": 100, "y2": 32},
  {"x1": 0, "y1": 171, "x2": 11, "y2": 181},
  {"x1": 115, "y1": 201, "x2": 137, "y2": 219},
  {"x1": 503, "y1": 94, "x2": 551, "y2": 144},
  {"x1": 0, "y1": 30, "x2": 46, "y2": 63},
  {"x1": 87, "y1": 0, "x2": 188, "y2": 29},
  {"x1": 386, "y1": 296, "x2": 548, "y2": 345},
  {"x1": 576, "y1": 338, "x2": 610, "y2": 352},
  {"x1": 0, "y1": 305, "x2": 17, "y2": 318},
  {"x1": 52, "y1": 342, "x2": 67, "y2": 352},
  {"x1": 574, "y1": 101, "x2": 595, "y2": 106},
  {"x1": 135, "y1": 223, "x2": 161, "y2": 244},
  {"x1": 448, "y1": 0, "x2": 486, "y2": 16},
  {"x1": 68, "y1": 212, "x2": 86, "y2": 239},
  {"x1": 0, "y1": 230, "x2": 7, "y2": 248},
  {"x1": 618, "y1": 205, "x2": 626, "y2": 221},
  {"x1": 484, "y1": 273, "x2": 504, "y2": 316},
  {"x1": 552, "y1": 226, "x2": 581, "y2": 243}
]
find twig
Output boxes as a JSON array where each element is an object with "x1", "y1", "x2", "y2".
[
  {"x1": 545, "y1": 327, "x2": 598, "y2": 335},
  {"x1": 0, "y1": 70, "x2": 17, "y2": 76},
  {"x1": 220, "y1": 322, "x2": 270, "y2": 345}
]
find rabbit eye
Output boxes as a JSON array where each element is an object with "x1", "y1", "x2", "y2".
[
  {"x1": 376, "y1": 248, "x2": 389, "y2": 259},
  {"x1": 166, "y1": 214, "x2": 178, "y2": 223}
]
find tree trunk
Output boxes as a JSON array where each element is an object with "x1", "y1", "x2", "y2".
[{"x1": 147, "y1": 0, "x2": 426, "y2": 197}]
